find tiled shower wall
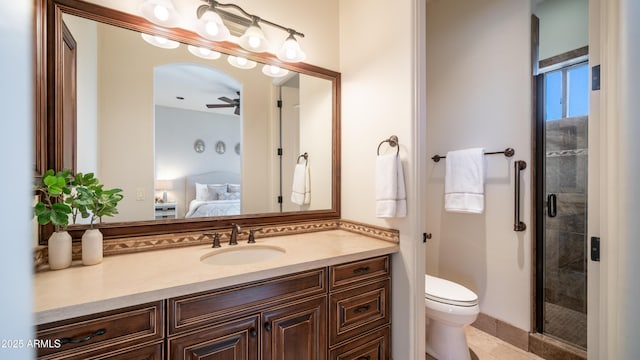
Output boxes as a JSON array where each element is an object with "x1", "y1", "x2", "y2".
[{"x1": 544, "y1": 116, "x2": 588, "y2": 314}]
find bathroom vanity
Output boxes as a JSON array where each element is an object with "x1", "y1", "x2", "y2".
[{"x1": 34, "y1": 230, "x2": 397, "y2": 360}]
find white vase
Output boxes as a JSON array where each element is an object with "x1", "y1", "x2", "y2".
[
  {"x1": 48, "y1": 231, "x2": 72, "y2": 270},
  {"x1": 82, "y1": 229, "x2": 103, "y2": 266}
]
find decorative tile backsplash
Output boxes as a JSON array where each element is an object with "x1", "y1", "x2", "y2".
[{"x1": 34, "y1": 219, "x2": 399, "y2": 270}]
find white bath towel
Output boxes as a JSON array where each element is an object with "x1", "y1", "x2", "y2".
[
  {"x1": 444, "y1": 148, "x2": 485, "y2": 214},
  {"x1": 291, "y1": 162, "x2": 310, "y2": 205},
  {"x1": 376, "y1": 154, "x2": 407, "y2": 218}
]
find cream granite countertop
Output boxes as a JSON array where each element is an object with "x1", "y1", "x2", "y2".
[{"x1": 34, "y1": 229, "x2": 398, "y2": 325}]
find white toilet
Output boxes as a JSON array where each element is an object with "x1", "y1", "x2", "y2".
[{"x1": 425, "y1": 274, "x2": 479, "y2": 360}]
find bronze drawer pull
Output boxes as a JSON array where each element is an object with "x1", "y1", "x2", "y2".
[
  {"x1": 354, "y1": 305, "x2": 371, "y2": 314},
  {"x1": 59, "y1": 328, "x2": 107, "y2": 345},
  {"x1": 264, "y1": 322, "x2": 272, "y2": 332},
  {"x1": 249, "y1": 328, "x2": 257, "y2": 337},
  {"x1": 352, "y1": 266, "x2": 370, "y2": 274}
]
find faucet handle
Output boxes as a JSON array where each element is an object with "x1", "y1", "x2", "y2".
[
  {"x1": 248, "y1": 228, "x2": 262, "y2": 244},
  {"x1": 204, "y1": 232, "x2": 221, "y2": 248}
]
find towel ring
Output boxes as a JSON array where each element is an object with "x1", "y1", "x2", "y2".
[
  {"x1": 377, "y1": 135, "x2": 399, "y2": 156},
  {"x1": 297, "y1": 152, "x2": 308, "y2": 164}
]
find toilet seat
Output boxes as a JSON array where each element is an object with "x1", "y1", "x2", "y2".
[{"x1": 425, "y1": 275, "x2": 478, "y2": 307}]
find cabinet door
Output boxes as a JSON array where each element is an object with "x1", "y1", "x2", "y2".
[
  {"x1": 263, "y1": 295, "x2": 326, "y2": 360},
  {"x1": 168, "y1": 316, "x2": 259, "y2": 360}
]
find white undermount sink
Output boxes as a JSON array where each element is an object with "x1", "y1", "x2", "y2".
[{"x1": 200, "y1": 245, "x2": 286, "y2": 266}]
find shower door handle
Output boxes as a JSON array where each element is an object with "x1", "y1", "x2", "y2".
[{"x1": 547, "y1": 193, "x2": 557, "y2": 218}]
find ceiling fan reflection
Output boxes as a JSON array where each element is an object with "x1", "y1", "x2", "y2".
[{"x1": 206, "y1": 91, "x2": 240, "y2": 115}]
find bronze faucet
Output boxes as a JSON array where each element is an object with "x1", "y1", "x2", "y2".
[{"x1": 229, "y1": 224, "x2": 241, "y2": 245}]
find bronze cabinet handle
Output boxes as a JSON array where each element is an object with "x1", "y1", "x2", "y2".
[
  {"x1": 59, "y1": 328, "x2": 107, "y2": 345},
  {"x1": 352, "y1": 266, "x2": 370, "y2": 274}
]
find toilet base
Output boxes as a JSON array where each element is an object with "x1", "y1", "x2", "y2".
[{"x1": 426, "y1": 319, "x2": 471, "y2": 360}]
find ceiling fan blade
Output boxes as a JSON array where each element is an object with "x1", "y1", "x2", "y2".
[
  {"x1": 206, "y1": 104, "x2": 234, "y2": 108},
  {"x1": 218, "y1": 96, "x2": 235, "y2": 104},
  {"x1": 234, "y1": 106, "x2": 240, "y2": 115}
]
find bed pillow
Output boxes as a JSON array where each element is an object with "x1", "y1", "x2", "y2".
[
  {"x1": 227, "y1": 183, "x2": 241, "y2": 193},
  {"x1": 195, "y1": 183, "x2": 211, "y2": 201},
  {"x1": 195, "y1": 183, "x2": 226, "y2": 200},
  {"x1": 217, "y1": 191, "x2": 241, "y2": 200},
  {"x1": 207, "y1": 184, "x2": 227, "y2": 199}
]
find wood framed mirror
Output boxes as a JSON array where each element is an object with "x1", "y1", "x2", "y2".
[{"x1": 35, "y1": 0, "x2": 341, "y2": 244}]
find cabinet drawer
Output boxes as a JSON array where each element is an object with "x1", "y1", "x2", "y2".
[
  {"x1": 36, "y1": 301, "x2": 164, "y2": 359},
  {"x1": 329, "y1": 280, "x2": 390, "y2": 346},
  {"x1": 329, "y1": 326, "x2": 390, "y2": 360},
  {"x1": 168, "y1": 268, "x2": 326, "y2": 335},
  {"x1": 330, "y1": 256, "x2": 390, "y2": 289}
]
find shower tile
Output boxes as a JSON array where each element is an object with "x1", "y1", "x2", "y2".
[{"x1": 558, "y1": 232, "x2": 586, "y2": 273}]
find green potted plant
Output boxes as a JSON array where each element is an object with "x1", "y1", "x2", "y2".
[
  {"x1": 68, "y1": 173, "x2": 123, "y2": 265},
  {"x1": 33, "y1": 169, "x2": 73, "y2": 270}
]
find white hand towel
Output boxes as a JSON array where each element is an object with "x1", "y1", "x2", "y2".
[
  {"x1": 444, "y1": 148, "x2": 485, "y2": 214},
  {"x1": 291, "y1": 162, "x2": 310, "y2": 205},
  {"x1": 376, "y1": 154, "x2": 407, "y2": 218}
]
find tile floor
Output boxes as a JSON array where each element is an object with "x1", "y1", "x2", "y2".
[{"x1": 426, "y1": 326, "x2": 544, "y2": 360}]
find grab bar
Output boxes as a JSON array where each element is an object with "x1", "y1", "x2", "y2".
[{"x1": 514, "y1": 160, "x2": 527, "y2": 232}]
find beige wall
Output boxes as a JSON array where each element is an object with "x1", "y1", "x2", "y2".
[
  {"x1": 299, "y1": 75, "x2": 333, "y2": 211},
  {"x1": 340, "y1": 0, "x2": 426, "y2": 358},
  {"x1": 426, "y1": 0, "x2": 533, "y2": 331}
]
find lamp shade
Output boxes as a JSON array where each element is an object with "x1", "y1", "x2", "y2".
[
  {"x1": 141, "y1": 33, "x2": 180, "y2": 49},
  {"x1": 261, "y1": 64, "x2": 289, "y2": 78},
  {"x1": 139, "y1": 0, "x2": 181, "y2": 27},
  {"x1": 187, "y1": 45, "x2": 221, "y2": 60},
  {"x1": 195, "y1": 10, "x2": 231, "y2": 42},
  {"x1": 227, "y1": 56, "x2": 257, "y2": 69},
  {"x1": 276, "y1": 34, "x2": 306, "y2": 63},
  {"x1": 155, "y1": 179, "x2": 173, "y2": 191},
  {"x1": 238, "y1": 21, "x2": 269, "y2": 52}
]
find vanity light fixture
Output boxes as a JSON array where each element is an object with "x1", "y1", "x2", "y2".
[
  {"x1": 139, "y1": 0, "x2": 181, "y2": 27},
  {"x1": 141, "y1": 33, "x2": 180, "y2": 49},
  {"x1": 261, "y1": 64, "x2": 289, "y2": 78},
  {"x1": 227, "y1": 55, "x2": 256, "y2": 69},
  {"x1": 195, "y1": 0, "x2": 306, "y2": 61},
  {"x1": 187, "y1": 45, "x2": 221, "y2": 59}
]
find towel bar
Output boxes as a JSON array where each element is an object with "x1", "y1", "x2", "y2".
[
  {"x1": 431, "y1": 147, "x2": 515, "y2": 162},
  {"x1": 297, "y1": 152, "x2": 308, "y2": 164},
  {"x1": 377, "y1": 135, "x2": 399, "y2": 155}
]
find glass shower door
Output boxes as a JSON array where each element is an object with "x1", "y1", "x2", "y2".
[{"x1": 538, "y1": 62, "x2": 589, "y2": 349}]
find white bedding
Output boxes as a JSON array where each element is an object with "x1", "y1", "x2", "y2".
[{"x1": 185, "y1": 199, "x2": 241, "y2": 218}]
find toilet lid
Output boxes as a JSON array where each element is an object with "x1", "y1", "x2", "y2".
[{"x1": 425, "y1": 275, "x2": 478, "y2": 307}]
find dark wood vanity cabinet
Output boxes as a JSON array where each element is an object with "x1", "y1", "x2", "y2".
[
  {"x1": 35, "y1": 301, "x2": 164, "y2": 360},
  {"x1": 37, "y1": 255, "x2": 391, "y2": 360},
  {"x1": 166, "y1": 268, "x2": 327, "y2": 360},
  {"x1": 328, "y1": 256, "x2": 391, "y2": 360}
]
